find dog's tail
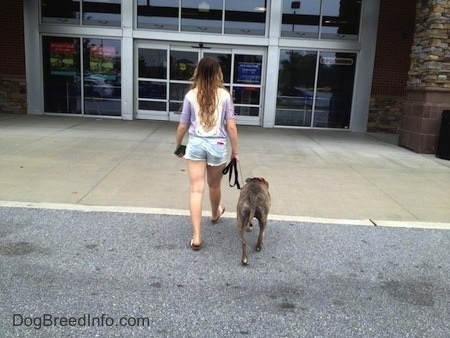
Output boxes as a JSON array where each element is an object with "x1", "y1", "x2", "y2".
[{"x1": 243, "y1": 207, "x2": 256, "y2": 230}]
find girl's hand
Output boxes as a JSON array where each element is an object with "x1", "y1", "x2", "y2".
[
  {"x1": 174, "y1": 144, "x2": 186, "y2": 158},
  {"x1": 231, "y1": 153, "x2": 239, "y2": 162}
]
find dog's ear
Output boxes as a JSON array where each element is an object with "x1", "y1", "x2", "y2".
[
  {"x1": 245, "y1": 177, "x2": 253, "y2": 183},
  {"x1": 257, "y1": 178, "x2": 269, "y2": 188}
]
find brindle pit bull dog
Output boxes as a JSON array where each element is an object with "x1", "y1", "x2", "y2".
[{"x1": 236, "y1": 177, "x2": 271, "y2": 265}]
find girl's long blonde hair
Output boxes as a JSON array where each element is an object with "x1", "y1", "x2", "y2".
[{"x1": 190, "y1": 57, "x2": 225, "y2": 131}]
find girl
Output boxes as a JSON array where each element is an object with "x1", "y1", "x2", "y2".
[{"x1": 175, "y1": 56, "x2": 240, "y2": 250}]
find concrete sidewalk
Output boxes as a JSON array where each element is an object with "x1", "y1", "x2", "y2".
[{"x1": 0, "y1": 113, "x2": 449, "y2": 228}]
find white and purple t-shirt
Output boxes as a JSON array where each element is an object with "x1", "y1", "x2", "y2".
[{"x1": 179, "y1": 87, "x2": 235, "y2": 138}]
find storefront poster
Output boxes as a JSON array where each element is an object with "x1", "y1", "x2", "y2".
[
  {"x1": 90, "y1": 46, "x2": 116, "y2": 78},
  {"x1": 237, "y1": 62, "x2": 261, "y2": 84},
  {"x1": 50, "y1": 42, "x2": 76, "y2": 76}
]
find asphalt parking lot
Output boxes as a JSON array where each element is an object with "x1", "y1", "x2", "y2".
[{"x1": 1, "y1": 206, "x2": 449, "y2": 337}]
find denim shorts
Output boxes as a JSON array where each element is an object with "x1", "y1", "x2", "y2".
[{"x1": 185, "y1": 135, "x2": 228, "y2": 166}]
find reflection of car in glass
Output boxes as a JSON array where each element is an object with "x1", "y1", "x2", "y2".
[
  {"x1": 277, "y1": 86, "x2": 331, "y2": 109},
  {"x1": 138, "y1": 81, "x2": 166, "y2": 99},
  {"x1": 84, "y1": 76, "x2": 115, "y2": 98},
  {"x1": 277, "y1": 87, "x2": 310, "y2": 108}
]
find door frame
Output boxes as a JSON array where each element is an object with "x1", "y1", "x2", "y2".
[{"x1": 135, "y1": 41, "x2": 266, "y2": 126}]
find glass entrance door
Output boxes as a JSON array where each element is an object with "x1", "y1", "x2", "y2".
[
  {"x1": 275, "y1": 49, "x2": 357, "y2": 129},
  {"x1": 135, "y1": 42, "x2": 265, "y2": 125}
]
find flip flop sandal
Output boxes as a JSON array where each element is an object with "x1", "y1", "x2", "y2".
[
  {"x1": 190, "y1": 239, "x2": 201, "y2": 251},
  {"x1": 211, "y1": 205, "x2": 225, "y2": 223}
]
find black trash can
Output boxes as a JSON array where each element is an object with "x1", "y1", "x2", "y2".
[{"x1": 436, "y1": 110, "x2": 450, "y2": 160}]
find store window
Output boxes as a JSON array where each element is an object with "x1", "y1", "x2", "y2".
[
  {"x1": 83, "y1": 38, "x2": 121, "y2": 116},
  {"x1": 42, "y1": 36, "x2": 121, "y2": 116},
  {"x1": 314, "y1": 51, "x2": 356, "y2": 128},
  {"x1": 276, "y1": 50, "x2": 316, "y2": 126},
  {"x1": 281, "y1": 0, "x2": 361, "y2": 40},
  {"x1": 233, "y1": 54, "x2": 263, "y2": 117},
  {"x1": 42, "y1": 37, "x2": 81, "y2": 114},
  {"x1": 137, "y1": 0, "x2": 267, "y2": 36},
  {"x1": 169, "y1": 50, "x2": 198, "y2": 111},
  {"x1": 41, "y1": 0, "x2": 121, "y2": 27},
  {"x1": 181, "y1": 0, "x2": 222, "y2": 33},
  {"x1": 275, "y1": 49, "x2": 356, "y2": 129},
  {"x1": 138, "y1": 48, "x2": 168, "y2": 111},
  {"x1": 225, "y1": 1, "x2": 266, "y2": 35},
  {"x1": 137, "y1": 0, "x2": 179, "y2": 31}
]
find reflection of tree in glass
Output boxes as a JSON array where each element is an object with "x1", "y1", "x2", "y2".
[
  {"x1": 337, "y1": 0, "x2": 361, "y2": 36},
  {"x1": 216, "y1": 55, "x2": 232, "y2": 83},
  {"x1": 42, "y1": 0, "x2": 78, "y2": 19},
  {"x1": 279, "y1": 52, "x2": 316, "y2": 95},
  {"x1": 138, "y1": 50, "x2": 166, "y2": 79}
]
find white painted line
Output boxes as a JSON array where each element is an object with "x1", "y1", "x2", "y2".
[
  {"x1": 268, "y1": 214, "x2": 374, "y2": 226},
  {"x1": 372, "y1": 220, "x2": 450, "y2": 230},
  {"x1": 0, "y1": 201, "x2": 449, "y2": 230},
  {"x1": 0, "y1": 200, "x2": 191, "y2": 216}
]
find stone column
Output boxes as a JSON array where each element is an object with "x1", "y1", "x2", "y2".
[{"x1": 398, "y1": 0, "x2": 450, "y2": 153}]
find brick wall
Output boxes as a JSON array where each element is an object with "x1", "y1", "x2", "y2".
[
  {"x1": 0, "y1": 0, "x2": 27, "y2": 114},
  {"x1": 369, "y1": 0, "x2": 417, "y2": 132}
]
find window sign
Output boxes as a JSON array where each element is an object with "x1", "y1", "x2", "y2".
[
  {"x1": 50, "y1": 42, "x2": 77, "y2": 76},
  {"x1": 237, "y1": 63, "x2": 261, "y2": 84},
  {"x1": 320, "y1": 57, "x2": 354, "y2": 66},
  {"x1": 90, "y1": 46, "x2": 117, "y2": 79}
]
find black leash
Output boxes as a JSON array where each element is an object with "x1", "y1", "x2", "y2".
[{"x1": 222, "y1": 158, "x2": 242, "y2": 190}]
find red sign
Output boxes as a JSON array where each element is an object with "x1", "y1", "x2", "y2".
[
  {"x1": 50, "y1": 42, "x2": 75, "y2": 53},
  {"x1": 90, "y1": 46, "x2": 116, "y2": 57}
]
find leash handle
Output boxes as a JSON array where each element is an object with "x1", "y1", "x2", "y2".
[{"x1": 222, "y1": 159, "x2": 241, "y2": 189}]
